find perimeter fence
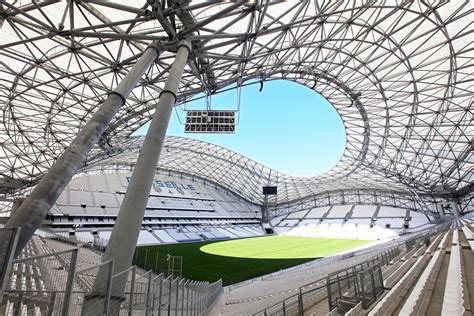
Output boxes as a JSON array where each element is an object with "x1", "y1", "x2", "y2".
[
  {"x1": 253, "y1": 246, "x2": 399, "y2": 316},
  {"x1": 0, "y1": 227, "x2": 223, "y2": 315}
]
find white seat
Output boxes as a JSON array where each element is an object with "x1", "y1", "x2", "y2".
[{"x1": 441, "y1": 244, "x2": 465, "y2": 315}]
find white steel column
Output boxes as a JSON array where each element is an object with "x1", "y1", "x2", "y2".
[
  {"x1": 452, "y1": 201, "x2": 461, "y2": 222},
  {"x1": 4, "y1": 43, "x2": 161, "y2": 256},
  {"x1": 93, "y1": 40, "x2": 191, "y2": 308}
]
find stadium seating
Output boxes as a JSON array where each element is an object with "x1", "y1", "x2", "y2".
[
  {"x1": 210, "y1": 221, "x2": 467, "y2": 316},
  {"x1": 280, "y1": 222, "x2": 398, "y2": 240},
  {"x1": 441, "y1": 229, "x2": 465, "y2": 315},
  {"x1": 363, "y1": 226, "x2": 474, "y2": 315},
  {"x1": 1, "y1": 230, "x2": 224, "y2": 316},
  {"x1": 271, "y1": 205, "x2": 433, "y2": 242},
  {"x1": 326, "y1": 205, "x2": 351, "y2": 218},
  {"x1": 48, "y1": 172, "x2": 259, "y2": 221},
  {"x1": 153, "y1": 229, "x2": 176, "y2": 243},
  {"x1": 3, "y1": 173, "x2": 467, "y2": 315},
  {"x1": 217, "y1": 233, "x2": 416, "y2": 314},
  {"x1": 41, "y1": 173, "x2": 266, "y2": 246},
  {"x1": 376, "y1": 206, "x2": 407, "y2": 217},
  {"x1": 351, "y1": 205, "x2": 377, "y2": 218},
  {"x1": 2, "y1": 213, "x2": 462, "y2": 316},
  {"x1": 408, "y1": 211, "x2": 431, "y2": 228},
  {"x1": 286, "y1": 209, "x2": 310, "y2": 219},
  {"x1": 306, "y1": 206, "x2": 330, "y2": 219}
]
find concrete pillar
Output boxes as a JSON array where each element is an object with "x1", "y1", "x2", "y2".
[
  {"x1": 436, "y1": 202, "x2": 445, "y2": 216},
  {"x1": 87, "y1": 40, "x2": 191, "y2": 312},
  {"x1": 10, "y1": 198, "x2": 25, "y2": 216},
  {"x1": 4, "y1": 43, "x2": 161, "y2": 256},
  {"x1": 261, "y1": 196, "x2": 269, "y2": 223},
  {"x1": 452, "y1": 202, "x2": 461, "y2": 220},
  {"x1": 0, "y1": 4, "x2": 4, "y2": 29}
]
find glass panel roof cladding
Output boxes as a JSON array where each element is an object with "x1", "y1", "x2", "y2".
[{"x1": 0, "y1": 1, "x2": 472, "y2": 206}]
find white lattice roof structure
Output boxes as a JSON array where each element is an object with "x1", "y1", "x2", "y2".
[{"x1": 1, "y1": 1, "x2": 473, "y2": 216}]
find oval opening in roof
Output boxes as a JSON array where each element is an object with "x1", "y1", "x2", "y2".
[{"x1": 133, "y1": 80, "x2": 346, "y2": 177}]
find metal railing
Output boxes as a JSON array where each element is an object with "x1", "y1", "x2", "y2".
[
  {"x1": 0, "y1": 247, "x2": 78, "y2": 315},
  {"x1": 252, "y1": 224, "x2": 450, "y2": 315},
  {"x1": 253, "y1": 246, "x2": 400, "y2": 316},
  {"x1": 37, "y1": 228, "x2": 109, "y2": 252},
  {"x1": 0, "y1": 227, "x2": 20, "y2": 300},
  {"x1": 0, "y1": 228, "x2": 223, "y2": 315},
  {"x1": 253, "y1": 279, "x2": 326, "y2": 316}
]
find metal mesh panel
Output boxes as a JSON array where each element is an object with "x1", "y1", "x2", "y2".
[
  {"x1": 72, "y1": 260, "x2": 114, "y2": 315},
  {"x1": 405, "y1": 238, "x2": 416, "y2": 250},
  {"x1": 169, "y1": 278, "x2": 179, "y2": 313},
  {"x1": 251, "y1": 244, "x2": 402, "y2": 315},
  {"x1": 358, "y1": 264, "x2": 382, "y2": 309},
  {"x1": 208, "y1": 279, "x2": 223, "y2": 309},
  {"x1": 0, "y1": 235, "x2": 222, "y2": 315},
  {"x1": 0, "y1": 227, "x2": 20, "y2": 298},
  {"x1": 300, "y1": 281, "x2": 326, "y2": 310},
  {"x1": 284, "y1": 294, "x2": 302, "y2": 316},
  {"x1": 161, "y1": 276, "x2": 172, "y2": 313},
  {"x1": 265, "y1": 300, "x2": 286, "y2": 316},
  {"x1": 149, "y1": 274, "x2": 163, "y2": 313},
  {"x1": 325, "y1": 246, "x2": 399, "y2": 313},
  {"x1": 0, "y1": 248, "x2": 77, "y2": 316},
  {"x1": 327, "y1": 261, "x2": 384, "y2": 313},
  {"x1": 119, "y1": 268, "x2": 153, "y2": 314}
]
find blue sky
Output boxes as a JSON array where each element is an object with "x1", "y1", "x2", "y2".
[{"x1": 134, "y1": 80, "x2": 346, "y2": 177}]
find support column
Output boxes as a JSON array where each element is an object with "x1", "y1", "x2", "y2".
[
  {"x1": 261, "y1": 196, "x2": 269, "y2": 223},
  {"x1": 0, "y1": 4, "x2": 4, "y2": 29},
  {"x1": 452, "y1": 201, "x2": 461, "y2": 221},
  {"x1": 10, "y1": 198, "x2": 25, "y2": 217},
  {"x1": 4, "y1": 43, "x2": 161, "y2": 256},
  {"x1": 91, "y1": 40, "x2": 191, "y2": 308},
  {"x1": 436, "y1": 202, "x2": 445, "y2": 217}
]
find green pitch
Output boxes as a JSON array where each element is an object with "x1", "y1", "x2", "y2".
[{"x1": 133, "y1": 236, "x2": 369, "y2": 285}]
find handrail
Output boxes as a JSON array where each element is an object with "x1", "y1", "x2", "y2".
[{"x1": 252, "y1": 222, "x2": 450, "y2": 315}]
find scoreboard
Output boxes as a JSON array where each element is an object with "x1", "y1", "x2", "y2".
[{"x1": 185, "y1": 110, "x2": 235, "y2": 133}]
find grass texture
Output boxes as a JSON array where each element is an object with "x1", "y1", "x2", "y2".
[{"x1": 133, "y1": 236, "x2": 369, "y2": 285}]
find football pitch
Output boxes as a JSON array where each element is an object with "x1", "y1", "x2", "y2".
[{"x1": 133, "y1": 236, "x2": 369, "y2": 285}]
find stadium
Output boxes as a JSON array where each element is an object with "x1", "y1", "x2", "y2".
[{"x1": 0, "y1": 1, "x2": 472, "y2": 315}]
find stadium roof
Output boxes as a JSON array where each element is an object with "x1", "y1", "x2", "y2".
[{"x1": 0, "y1": 1, "x2": 473, "y2": 210}]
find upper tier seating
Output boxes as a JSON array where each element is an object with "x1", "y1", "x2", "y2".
[
  {"x1": 286, "y1": 209, "x2": 310, "y2": 219},
  {"x1": 66, "y1": 223, "x2": 265, "y2": 245},
  {"x1": 281, "y1": 223, "x2": 398, "y2": 240},
  {"x1": 272, "y1": 205, "x2": 432, "y2": 236},
  {"x1": 408, "y1": 211, "x2": 431, "y2": 228},
  {"x1": 51, "y1": 173, "x2": 260, "y2": 218},
  {"x1": 306, "y1": 206, "x2": 330, "y2": 218},
  {"x1": 377, "y1": 206, "x2": 406, "y2": 217},
  {"x1": 351, "y1": 205, "x2": 377, "y2": 218},
  {"x1": 327, "y1": 205, "x2": 351, "y2": 218}
]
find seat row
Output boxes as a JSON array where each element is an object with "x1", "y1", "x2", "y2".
[{"x1": 368, "y1": 226, "x2": 470, "y2": 315}]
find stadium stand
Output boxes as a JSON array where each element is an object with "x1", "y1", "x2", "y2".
[
  {"x1": 326, "y1": 205, "x2": 351, "y2": 218},
  {"x1": 269, "y1": 205, "x2": 433, "y2": 241},
  {"x1": 215, "y1": 225, "x2": 446, "y2": 315},
  {"x1": 286, "y1": 209, "x2": 310, "y2": 219},
  {"x1": 41, "y1": 173, "x2": 264, "y2": 245},
  {"x1": 0, "y1": 229, "x2": 223, "y2": 315},
  {"x1": 351, "y1": 205, "x2": 378, "y2": 218},
  {"x1": 0, "y1": 2, "x2": 472, "y2": 315},
  {"x1": 0, "y1": 206, "x2": 469, "y2": 315}
]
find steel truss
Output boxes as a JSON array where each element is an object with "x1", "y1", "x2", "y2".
[{"x1": 0, "y1": 1, "x2": 472, "y2": 216}]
